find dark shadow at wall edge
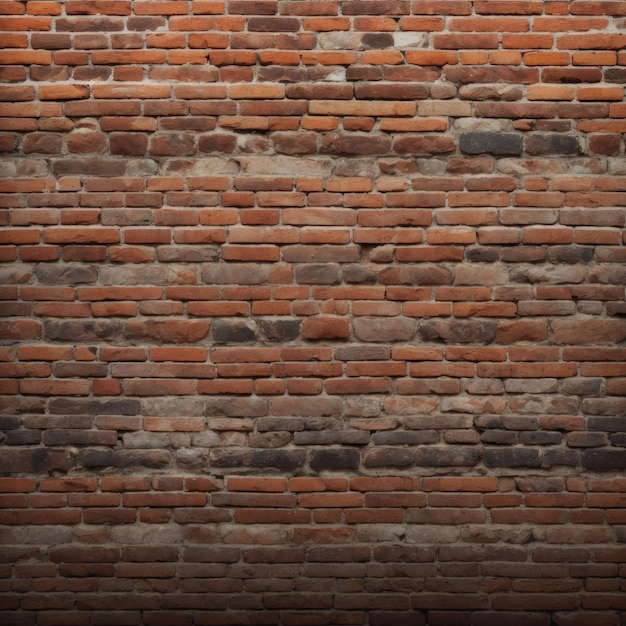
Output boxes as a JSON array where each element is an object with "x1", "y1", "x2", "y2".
[{"x1": 1, "y1": 0, "x2": 625, "y2": 624}]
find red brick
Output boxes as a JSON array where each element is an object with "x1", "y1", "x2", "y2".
[
  {"x1": 434, "y1": 33, "x2": 500, "y2": 49},
  {"x1": 100, "y1": 477, "x2": 151, "y2": 492},
  {"x1": 422, "y1": 477, "x2": 498, "y2": 492},
  {"x1": 149, "y1": 347, "x2": 207, "y2": 362},
  {"x1": 123, "y1": 493, "x2": 206, "y2": 507},
  {"x1": 39, "y1": 478, "x2": 97, "y2": 492},
  {"x1": 0, "y1": 478, "x2": 37, "y2": 493},
  {"x1": 0, "y1": 509, "x2": 80, "y2": 524},
  {"x1": 491, "y1": 509, "x2": 569, "y2": 524}
]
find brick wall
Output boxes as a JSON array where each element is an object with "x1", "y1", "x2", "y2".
[{"x1": 1, "y1": 0, "x2": 626, "y2": 623}]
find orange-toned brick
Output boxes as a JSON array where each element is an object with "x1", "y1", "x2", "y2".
[
  {"x1": 229, "y1": 84, "x2": 284, "y2": 99},
  {"x1": 353, "y1": 16, "x2": 398, "y2": 31},
  {"x1": 1, "y1": 50, "x2": 51, "y2": 65},
  {"x1": 27, "y1": 2, "x2": 63, "y2": 15},
  {"x1": 302, "y1": 16, "x2": 349, "y2": 30},
  {"x1": 490, "y1": 51, "x2": 522, "y2": 65},
  {"x1": 573, "y1": 51, "x2": 617, "y2": 65},
  {"x1": 259, "y1": 50, "x2": 300, "y2": 65},
  {"x1": 578, "y1": 86, "x2": 625, "y2": 101},
  {"x1": 528, "y1": 85, "x2": 575, "y2": 101},
  {"x1": 459, "y1": 51, "x2": 489, "y2": 64},
  {"x1": 301, "y1": 51, "x2": 359, "y2": 65},
  {"x1": 524, "y1": 51, "x2": 570, "y2": 66}
]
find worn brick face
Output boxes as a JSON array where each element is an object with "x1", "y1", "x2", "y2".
[{"x1": 1, "y1": 0, "x2": 625, "y2": 622}]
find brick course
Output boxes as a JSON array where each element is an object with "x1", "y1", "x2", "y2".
[{"x1": 1, "y1": 0, "x2": 626, "y2": 623}]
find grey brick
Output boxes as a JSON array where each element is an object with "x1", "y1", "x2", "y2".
[
  {"x1": 483, "y1": 448, "x2": 541, "y2": 468},
  {"x1": 212, "y1": 319, "x2": 256, "y2": 343},
  {"x1": 582, "y1": 449, "x2": 626, "y2": 470},
  {"x1": 459, "y1": 132, "x2": 523, "y2": 155},
  {"x1": 414, "y1": 447, "x2": 481, "y2": 467},
  {"x1": 310, "y1": 449, "x2": 361, "y2": 470}
]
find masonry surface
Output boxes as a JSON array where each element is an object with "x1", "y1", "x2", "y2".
[{"x1": 1, "y1": 0, "x2": 626, "y2": 624}]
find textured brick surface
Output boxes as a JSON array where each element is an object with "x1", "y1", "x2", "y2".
[{"x1": 1, "y1": 0, "x2": 626, "y2": 623}]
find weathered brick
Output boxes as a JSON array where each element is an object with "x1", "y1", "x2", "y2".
[
  {"x1": 353, "y1": 317, "x2": 416, "y2": 342},
  {"x1": 310, "y1": 449, "x2": 361, "y2": 470},
  {"x1": 484, "y1": 449, "x2": 542, "y2": 468},
  {"x1": 415, "y1": 447, "x2": 481, "y2": 468},
  {"x1": 393, "y1": 135, "x2": 456, "y2": 155},
  {"x1": 419, "y1": 319, "x2": 497, "y2": 344},
  {"x1": 211, "y1": 319, "x2": 257, "y2": 343},
  {"x1": 459, "y1": 133, "x2": 523, "y2": 155},
  {"x1": 320, "y1": 133, "x2": 392, "y2": 156},
  {"x1": 211, "y1": 449, "x2": 305, "y2": 470},
  {"x1": 525, "y1": 133, "x2": 580, "y2": 155},
  {"x1": 300, "y1": 316, "x2": 350, "y2": 340}
]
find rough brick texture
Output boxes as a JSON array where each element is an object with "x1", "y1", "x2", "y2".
[{"x1": 1, "y1": 0, "x2": 626, "y2": 623}]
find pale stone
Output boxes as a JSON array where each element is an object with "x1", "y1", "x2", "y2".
[{"x1": 394, "y1": 32, "x2": 428, "y2": 48}]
